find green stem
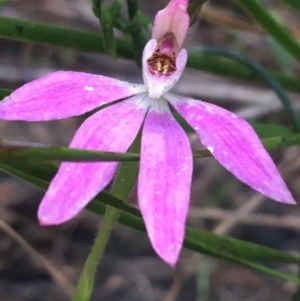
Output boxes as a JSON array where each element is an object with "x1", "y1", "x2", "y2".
[
  {"x1": 292, "y1": 266, "x2": 300, "y2": 301},
  {"x1": 72, "y1": 137, "x2": 140, "y2": 301},
  {"x1": 0, "y1": 16, "x2": 299, "y2": 92},
  {"x1": 93, "y1": 0, "x2": 116, "y2": 59},
  {"x1": 235, "y1": 0, "x2": 300, "y2": 62},
  {"x1": 0, "y1": 16, "x2": 133, "y2": 59},
  {"x1": 72, "y1": 206, "x2": 119, "y2": 301},
  {"x1": 1, "y1": 132, "x2": 300, "y2": 162},
  {"x1": 126, "y1": 0, "x2": 146, "y2": 66}
]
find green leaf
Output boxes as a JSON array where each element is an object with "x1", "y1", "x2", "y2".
[
  {"x1": 266, "y1": 11, "x2": 294, "y2": 74},
  {"x1": 0, "y1": 88, "x2": 10, "y2": 99},
  {"x1": 0, "y1": 16, "x2": 300, "y2": 93},
  {"x1": 1, "y1": 131, "x2": 300, "y2": 162},
  {"x1": 185, "y1": 227, "x2": 298, "y2": 263},
  {"x1": 184, "y1": 239, "x2": 300, "y2": 284},
  {"x1": 0, "y1": 143, "x2": 140, "y2": 162},
  {"x1": 235, "y1": 0, "x2": 300, "y2": 63},
  {"x1": 277, "y1": 0, "x2": 300, "y2": 14},
  {"x1": 0, "y1": 0, "x2": 7, "y2": 9},
  {"x1": 250, "y1": 122, "x2": 293, "y2": 138},
  {"x1": 0, "y1": 162, "x2": 49, "y2": 189},
  {"x1": 262, "y1": 133, "x2": 300, "y2": 149},
  {"x1": 268, "y1": 37, "x2": 293, "y2": 74}
]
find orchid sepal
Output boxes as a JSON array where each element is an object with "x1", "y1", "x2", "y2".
[
  {"x1": 38, "y1": 94, "x2": 149, "y2": 225},
  {"x1": 138, "y1": 98, "x2": 193, "y2": 266},
  {"x1": 166, "y1": 92, "x2": 296, "y2": 205},
  {"x1": 0, "y1": 71, "x2": 146, "y2": 121}
]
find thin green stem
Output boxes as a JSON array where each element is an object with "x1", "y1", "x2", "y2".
[
  {"x1": 0, "y1": 143, "x2": 142, "y2": 162},
  {"x1": 292, "y1": 266, "x2": 300, "y2": 301},
  {"x1": 126, "y1": 0, "x2": 146, "y2": 66},
  {"x1": 1, "y1": 132, "x2": 300, "y2": 162},
  {"x1": 72, "y1": 137, "x2": 140, "y2": 301},
  {"x1": 190, "y1": 46, "x2": 300, "y2": 132},
  {"x1": 0, "y1": 16, "x2": 299, "y2": 92},
  {"x1": 235, "y1": 0, "x2": 300, "y2": 62},
  {"x1": 72, "y1": 206, "x2": 119, "y2": 301},
  {"x1": 93, "y1": 0, "x2": 116, "y2": 58},
  {"x1": 0, "y1": 16, "x2": 133, "y2": 59}
]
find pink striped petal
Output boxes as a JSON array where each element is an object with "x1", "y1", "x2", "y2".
[
  {"x1": 0, "y1": 71, "x2": 146, "y2": 121},
  {"x1": 152, "y1": 0, "x2": 189, "y2": 49},
  {"x1": 138, "y1": 99, "x2": 193, "y2": 266},
  {"x1": 38, "y1": 94, "x2": 148, "y2": 225},
  {"x1": 166, "y1": 93, "x2": 295, "y2": 204}
]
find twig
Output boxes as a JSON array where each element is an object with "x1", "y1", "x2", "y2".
[
  {"x1": 0, "y1": 218, "x2": 75, "y2": 298},
  {"x1": 162, "y1": 274, "x2": 185, "y2": 301},
  {"x1": 211, "y1": 153, "x2": 300, "y2": 235},
  {"x1": 213, "y1": 194, "x2": 263, "y2": 235},
  {"x1": 189, "y1": 208, "x2": 300, "y2": 230}
]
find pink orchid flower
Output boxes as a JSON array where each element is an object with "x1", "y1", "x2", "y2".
[{"x1": 0, "y1": 0, "x2": 295, "y2": 266}]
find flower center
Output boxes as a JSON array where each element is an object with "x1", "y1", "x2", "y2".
[
  {"x1": 147, "y1": 50, "x2": 176, "y2": 76},
  {"x1": 147, "y1": 32, "x2": 178, "y2": 76}
]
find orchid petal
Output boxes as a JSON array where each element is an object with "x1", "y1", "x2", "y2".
[
  {"x1": 138, "y1": 98, "x2": 193, "y2": 266},
  {"x1": 152, "y1": 0, "x2": 189, "y2": 49},
  {"x1": 0, "y1": 71, "x2": 146, "y2": 121},
  {"x1": 166, "y1": 93, "x2": 295, "y2": 204},
  {"x1": 142, "y1": 40, "x2": 188, "y2": 99},
  {"x1": 38, "y1": 94, "x2": 149, "y2": 225}
]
